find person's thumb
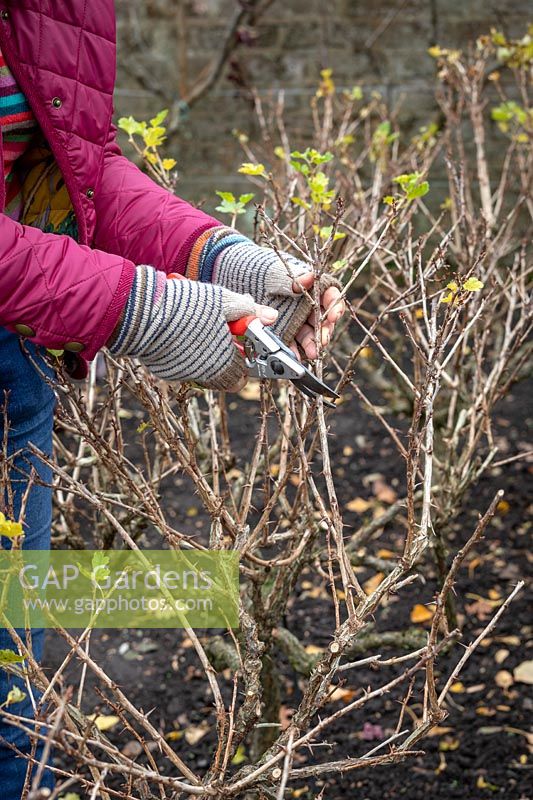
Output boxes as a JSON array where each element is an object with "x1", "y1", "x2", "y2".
[{"x1": 221, "y1": 288, "x2": 279, "y2": 325}]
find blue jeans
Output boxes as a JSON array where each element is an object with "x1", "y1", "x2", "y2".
[{"x1": 0, "y1": 327, "x2": 55, "y2": 794}]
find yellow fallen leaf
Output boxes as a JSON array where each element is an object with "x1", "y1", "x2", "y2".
[
  {"x1": 496, "y1": 499, "x2": 510, "y2": 514},
  {"x1": 428, "y1": 726, "x2": 454, "y2": 737},
  {"x1": 450, "y1": 681, "x2": 465, "y2": 694},
  {"x1": 476, "y1": 706, "x2": 496, "y2": 717},
  {"x1": 304, "y1": 644, "x2": 324, "y2": 655},
  {"x1": 410, "y1": 603, "x2": 436, "y2": 623},
  {"x1": 231, "y1": 744, "x2": 247, "y2": 765},
  {"x1": 89, "y1": 714, "x2": 120, "y2": 732},
  {"x1": 343, "y1": 445, "x2": 354, "y2": 456},
  {"x1": 488, "y1": 588, "x2": 502, "y2": 600},
  {"x1": 377, "y1": 548, "x2": 395, "y2": 559},
  {"x1": 359, "y1": 347, "x2": 373, "y2": 358},
  {"x1": 363, "y1": 572, "x2": 384, "y2": 595},
  {"x1": 292, "y1": 788, "x2": 310, "y2": 798},
  {"x1": 439, "y1": 737, "x2": 459, "y2": 751},
  {"x1": 514, "y1": 660, "x2": 533, "y2": 685},
  {"x1": 165, "y1": 730, "x2": 183, "y2": 741},
  {"x1": 477, "y1": 776, "x2": 498, "y2": 790},
  {"x1": 345, "y1": 497, "x2": 372, "y2": 513},
  {"x1": 329, "y1": 685, "x2": 357, "y2": 703},
  {"x1": 495, "y1": 670, "x2": 514, "y2": 689}
]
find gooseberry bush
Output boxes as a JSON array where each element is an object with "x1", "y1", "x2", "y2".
[{"x1": 1, "y1": 27, "x2": 531, "y2": 799}]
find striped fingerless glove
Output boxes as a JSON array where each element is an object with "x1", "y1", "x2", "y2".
[
  {"x1": 186, "y1": 227, "x2": 342, "y2": 346},
  {"x1": 107, "y1": 264, "x2": 259, "y2": 390}
]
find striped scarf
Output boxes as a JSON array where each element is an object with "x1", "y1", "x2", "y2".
[{"x1": 0, "y1": 46, "x2": 38, "y2": 214}]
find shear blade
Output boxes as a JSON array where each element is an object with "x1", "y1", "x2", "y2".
[{"x1": 292, "y1": 368, "x2": 339, "y2": 407}]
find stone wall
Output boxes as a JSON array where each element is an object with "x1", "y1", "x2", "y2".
[{"x1": 114, "y1": 1, "x2": 531, "y2": 213}]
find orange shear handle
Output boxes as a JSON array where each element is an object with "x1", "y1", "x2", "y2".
[{"x1": 228, "y1": 315, "x2": 257, "y2": 337}]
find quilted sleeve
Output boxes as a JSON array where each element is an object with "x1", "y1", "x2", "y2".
[
  {"x1": 93, "y1": 124, "x2": 222, "y2": 275},
  {"x1": 0, "y1": 214, "x2": 135, "y2": 360}
]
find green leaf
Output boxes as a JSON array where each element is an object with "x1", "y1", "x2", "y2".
[
  {"x1": 291, "y1": 197, "x2": 311, "y2": 210},
  {"x1": 406, "y1": 181, "x2": 430, "y2": 200},
  {"x1": 6, "y1": 686, "x2": 26, "y2": 705},
  {"x1": 238, "y1": 162, "x2": 266, "y2": 177},
  {"x1": 238, "y1": 193, "x2": 255, "y2": 205},
  {"x1": 290, "y1": 160, "x2": 309, "y2": 176},
  {"x1": 117, "y1": 116, "x2": 141, "y2": 137},
  {"x1": 215, "y1": 191, "x2": 236, "y2": 203},
  {"x1": 332, "y1": 258, "x2": 348, "y2": 272},
  {"x1": 143, "y1": 126, "x2": 166, "y2": 149},
  {"x1": 150, "y1": 109, "x2": 169, "y2": 128},
  {"x1": 462, "y1": 277, "x2": 484, "y2": 292},
  {"x1": 0, "y1": 650, "x2": 24, "y2": 666},
  {"x1": 231, "y1": 743, "x2": 247, "y2": 765},
  {"x1": 91, "y1": 552, "x2": 110, "y2": 585}
]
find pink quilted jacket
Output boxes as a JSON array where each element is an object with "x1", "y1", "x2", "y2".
[{"x1": 0, "y1": 1, "x2": 220, "y2": 374}]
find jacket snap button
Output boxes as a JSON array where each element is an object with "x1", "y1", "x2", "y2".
[
  {"x1": 0, "y1": 10, "x2": 9, "y2": 20},
  {"x1": 14, "y1": 323, "x2": 36, "y2": 337},
  {"x1": 86, "y1": 188, "x2": 95, "y2": 199},
  {"x1": 52, "y1": 97, "x2": 62, "y2": 108},
  {"x1": 64, "y1": 341, "x2": 85, "y2": 353}
]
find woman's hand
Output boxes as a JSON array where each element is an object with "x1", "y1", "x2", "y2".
[
  {"x1": 108, "y1": 265, "x2": 279, "y2": 392},
  {"x1": 211, "y1": 237, "x2": 345, "y2": 358},
  {"x1": 288, "y1": 270, "x2": 345, "y2": 360}
]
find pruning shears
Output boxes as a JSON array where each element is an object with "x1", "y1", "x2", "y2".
[
  {"x1": 228, "y1": 315, "x2": 339, "y2": 408},
  {"x1": 168, "y1": 273, "x2": 339, "y2": 407}
]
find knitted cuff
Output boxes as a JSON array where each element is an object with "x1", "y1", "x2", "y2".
[
  {"x1": 108, "y1": 265, "x2": 255, "y2": 390},
  {"x1": 185, "y1": 226, "x2": 249, "y2": 283}
]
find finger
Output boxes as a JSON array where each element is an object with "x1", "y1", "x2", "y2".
[
  {"x1": 322, "y1": 287, "x2": 345, "y2": 323},
  {"x1": 292, "y1": 270, "x2": 314, "y2": 294},
  {"x1": 296, "y1": 322, "x2": 317, "y2": 359},
  {"x1": 255, "y1": 304, "x2": 279, "y2": 325},
  {"x1": 290, "y1": 342, "x2": 301, "y2": 361}
]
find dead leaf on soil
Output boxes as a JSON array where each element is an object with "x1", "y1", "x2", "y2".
[
  {"x1": 450, "y1": 681, "x2": 465, "y2": 694},
  {"x1": 495, "y1": 670, "x2": 514, "y2": 689},
  {"x1": 495, "y1": 648, "x2": 510, "y2": 664},
  {"x1": 184, "y1": 723, "x2": 210, "y2": 745},
  {"x1": 514, "y1": 660, "x2": 533, "y2": 685},
  {"x1": 372, "y1": 480, "x2": 397, "y2": 504},
  {"x1": 410, "y1": 603, "x2": 436, "y2": 624},
  {"x1": 89, "y1": 714, "x2": 120, "y2": 732},
  {"x1": 363, "y1": 572, "x2": 384, "y2": 595},
  {"x1": 427, "y1": 726, "x2": 454, "y2": 737},
  {"x1": 329, "y1": 685, "x2": 357, "y2": 704},
  {"x1": 345, "y1": 497, "x2": 372, "y2": 513},
  {"x1": 476, "y1": 706, "x2": 496, "y2": 717},
  {"x1": 304, "y1": 644, "x2": 324, "y2": 655}
]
